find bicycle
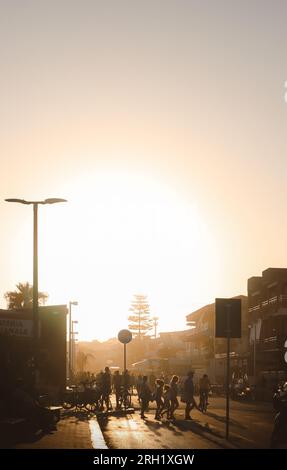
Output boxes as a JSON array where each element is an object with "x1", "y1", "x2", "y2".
[
  {"x1": 118, "y1": 386, "x2": 132, "y2": 409},
  {"x1": 62, "y1": 383, "x2": 101, "y2": 412}
]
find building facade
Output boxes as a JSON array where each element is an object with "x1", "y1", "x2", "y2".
[
  {"x1": 185, "y1": 296, "x2": 249, "y2": 384},
  {"x1": 248, "y1": 268, "x2": 287, "y2": 395},
  {"x1": 0, "y1": 305, "x2": 67, "y2": 395}
]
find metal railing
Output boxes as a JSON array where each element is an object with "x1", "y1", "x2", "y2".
[{"x1": 248, "y1": 294, "x2": 287, "y2": 313}]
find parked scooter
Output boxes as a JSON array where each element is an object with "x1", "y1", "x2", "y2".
[
  {"x1": 231, "y1": 377, "x2": 254, "y2": 401},
  {"x1": 270, "y1": 381, "x2": 287, "y2": 448}
]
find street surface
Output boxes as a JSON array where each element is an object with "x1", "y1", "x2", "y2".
[
  {"x1": 98, "y1": 395, "x2": 274, "y2": 449},
  {"x1": 7, "y1": 395, "x2": 274, "y2": 449}
]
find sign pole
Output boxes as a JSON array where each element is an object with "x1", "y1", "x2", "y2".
[
  {"x1": 124, "y1": 342, "x2": 127, "y2": 373},
  {"x1": 124, "y1": 343, "x2": 127, "y2": 408},
  {"x1": 33, "y1": 202, "x2": 39, "y2": 392},
  {"x1": 118, "y1": 329, "x2": 133, "y2": 410},
  {"x1": 226, "y1": 304, "x2": 231, "y2": 440},
  {"x1": 215, "y1": 297, "x2": 241, "y2": 441}
]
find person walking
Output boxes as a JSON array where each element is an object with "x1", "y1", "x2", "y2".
[
  {"x1": 199, "y1": 374, "x2": 210, "y2": 412},
  {"x1": 183, "y1": 370, "x2": 197, "y2": 420},
  {"x1": 154, "y1": 379, "x2": 164, "y2": 420},
  {"x1": 113, "y1": 370, "x2": 122, "y2": 409},
  {"x1": 136, "y1": 375, "x2": 143, "y2": 402},
  {"x1": 161, "y1": 384, "x2": 171, "y2": 419},
  {"x1": 102, "y1": 366, "x2": 112, "y2": 410},
  {"x1": 139, "y1": 375, "x2": 152, "y2": 419},
  {"x1": 169, "y1": 375, "x2": 179, "y2": 420},
  {"x1": 149, "y1": 373, "x2": 156, "y2": 392}
]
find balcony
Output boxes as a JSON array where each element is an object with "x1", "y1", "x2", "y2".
[
  {"x1": 248, "y1": 295, "x2": 287, "y2": 314},
  {"x1": 248, "y1": 304, "x2": 260, "y2": 313},
  {"x1": 258, "y1": 336, "x2": 281, "y2": 353}
]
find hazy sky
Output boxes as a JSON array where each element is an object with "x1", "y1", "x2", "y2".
[{"x1": 1, "y1": 1, "x2": 287, "y2": 340}]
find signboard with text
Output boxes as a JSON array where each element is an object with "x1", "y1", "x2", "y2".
[{"x1": 0, "y1": 318, "x2": 33, "y2": 337}]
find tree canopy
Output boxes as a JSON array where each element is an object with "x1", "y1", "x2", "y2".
[
  {"x1": 128, "y1": 294, "x2": 153, "y2": 339},
  {"x1": 4, "y1": 282, "x2": 48, "y2": 310}
]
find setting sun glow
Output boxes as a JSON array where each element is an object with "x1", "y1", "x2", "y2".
[{"x1": 25, "y1": 169, "x2": 218, "y2": 340}]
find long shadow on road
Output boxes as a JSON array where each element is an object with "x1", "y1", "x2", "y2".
[
  {"x1": 61, "y1": 409, "x2": 93, "y2": 424},
  {"x1": 149, "y1": 415, "x2": 254, "y2": 449},
  {"x1": 172, "y1": 418, "x2": 224, "y2": 438},
  {"x1": 98, "y1": 413, "x2": 240, "y2": 449},
  {"x1": 176, "y1": 418, "x2": 251, "y2": 449},
  {"x1": 145, "y1": 419, "x2": 184, "y2": 437},
  {"x1": 204, "y1": 411, "x2": 247, "y2": 429}
]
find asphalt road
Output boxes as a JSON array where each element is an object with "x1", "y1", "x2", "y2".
[
  {"x1": 98, "y1": 396, "x2": 274, "y2": 449},
  {"x1": 193, "y1": 396, "x2": 274, "y2": 448},
  {"x1": 98, "y1": 411, "x2": 223, "y2": 449}
]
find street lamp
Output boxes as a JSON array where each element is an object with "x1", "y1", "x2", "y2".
[
  {"x1": 71, "y1": 320, "x2": 78, "y2": 374},
  {"x1": 5, "y1": 197, "x2": 67, "y2": 388},
  {"x1": 73, "y1": 338, "x2": 79, "y2": 376},
  {"x1": 69, "y1": 301, "x2": 78, "y2": 380},
  {"x1": 152, "y1": 316, "x2": 159, "y2": 339}
]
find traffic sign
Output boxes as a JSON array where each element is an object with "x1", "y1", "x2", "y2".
[
  {"x1": 118, "y1": 329, "x2": 132, "y2": 344},
  {"x1": 215, "y1": 298, "x2": 241, "y2": 338},
  {"x1": 215, "y1": 297, "x2": 241, "y2": 441}
]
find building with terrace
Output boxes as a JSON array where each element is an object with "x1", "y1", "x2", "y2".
[{"x1": 248, "y1": 268, "x2": 287, "y2": 395}]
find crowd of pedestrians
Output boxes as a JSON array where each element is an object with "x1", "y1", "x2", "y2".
[
  {"x1": 90, "y1": 367, "x2": 211, "y2": 421},
  {"x1": 138, "y1": 370, "x2": 207, "y2": 420}
]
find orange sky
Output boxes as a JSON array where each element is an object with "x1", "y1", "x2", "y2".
[{"x1": 1, "y1": 1, "x2": 287, "y2": 340}]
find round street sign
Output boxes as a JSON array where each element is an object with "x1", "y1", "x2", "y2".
[{"x1": 118, "y1": 329, "x2": 132, "y2": 344}]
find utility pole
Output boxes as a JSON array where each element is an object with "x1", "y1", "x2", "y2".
[
  {"x1": 153, "y1": 316, "x2": 159, "y2": 339},
  {"x1": 69, "y1": 301, "x2": 78, "y2": 381},
  {"x1": 5, "y1": 197, "x2": 67, "y2": 391}
]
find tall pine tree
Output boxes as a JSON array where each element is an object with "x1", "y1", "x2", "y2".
[{"x1": 128, "y1": 294, "x2": 153, "y2": 339}]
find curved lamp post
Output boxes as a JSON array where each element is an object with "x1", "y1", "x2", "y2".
[{"x1": 72, "y1": 320, "x2": 79, "y2": 375}]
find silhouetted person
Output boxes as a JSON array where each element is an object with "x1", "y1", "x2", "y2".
[
  {"x1": 139, "y1": 375, "x2": 151, "y2": 419},
  {"x1": 169, "y1": 375, "x2": 179, "y2": 420},
  {"x1": 102, "y1": 366, "x2": 112, "y2": 410},
  {"x1": 154, "y1": 379, "x2": 164, "y2": 420},
  {"x1": 149, "y1": 373, "x2": 156, "y2": 392},
  {"x1": 199, "y1": 374, "x2": 210, "y2": 410},
  {"x1": 123, "y1": 369, "x2": 131, "y2": 391},
  {"x1": 161, "y1": 384, "x2": 171, "y2": 418},
  {"x1": 113, "y1": 371, "x2": 121, "y2": 409},
  {"x1": 183, "y1": 371, "x2": 197, "y2": 420},
  {"x1": 136, "y1": 375, "x2": 143, "y2": 401}
]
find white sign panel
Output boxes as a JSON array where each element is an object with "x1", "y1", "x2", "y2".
[{"x1": 0, "y1": 318, "x2": 33, "y2": 337}]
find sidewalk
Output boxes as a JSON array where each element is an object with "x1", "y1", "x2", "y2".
[{"x1": 13, "y1": 412, "x2": 107, "y2": 449}]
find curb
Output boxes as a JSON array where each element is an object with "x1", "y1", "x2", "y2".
[{"x1": 89, "y1": 417, "x2": 108, "y2": 449}]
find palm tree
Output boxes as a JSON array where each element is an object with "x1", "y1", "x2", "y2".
[
  {"x1": 4, "y1": 282, "x2": 48, "y2": 310},
  {"x1": 76, "y1": 351, "x2": 95, "y2": 373}
]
